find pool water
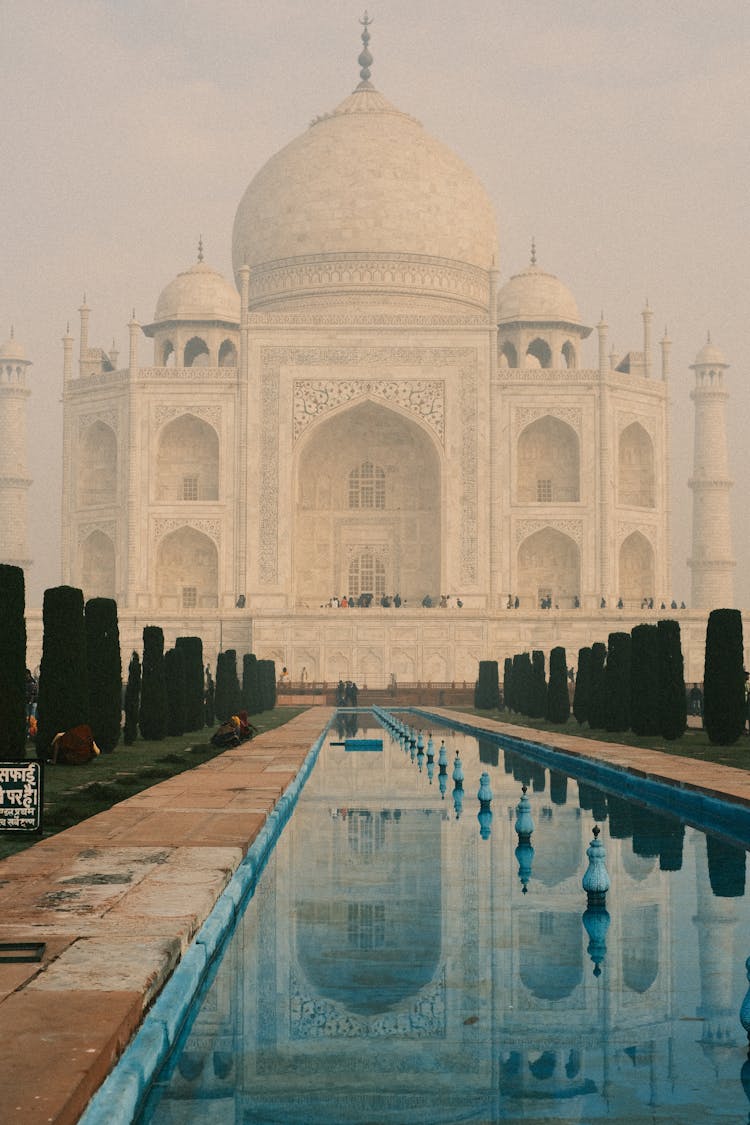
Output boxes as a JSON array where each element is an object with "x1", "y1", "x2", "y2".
[{"x1": 136, "y1": 710, "x2": 750, "y2": 1124}]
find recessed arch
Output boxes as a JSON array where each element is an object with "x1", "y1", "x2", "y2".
[
  {"x1": 517, "y1": 416, "x2": 580, "y2": 503},
  {"x1": 517, "y1": 527, "x2": 580, "y2": 609},
  {"x1": 561, "y1": 340, "x2": 576, "y2": 368},
  {"x1": 294, "y1": 399, "x2": 442, "y2": 609},
  {"x1": 218, "y1": 339, "x2": 237, "y2": 366},
  {"x1": 184, "y1": 336, "x2": 210, "y2": 367},
  {"x1": 80, "y1": 530, "x2": 115, "y2": 598},
  {"x1": 622, "y1": 905, "x2": 659, "y2": 992},
  {"x1": 155, "y1": 526, "x2": 218, "y2": 611},
  {"x1": 618, "y1": 422, "x2": 655, "y2": 507},
  {"x1": 619, "y1": 531, "x2": 654, "y2": 604},
  {"x1": 78, "y1": 421, "x2": 117, "y2": 507},
  {"x1": 160, "y1": 340, "x2": 175, "y2": 366},
  {"x1": 500, "y1": 341, "x2": 518, "y2": 368},
  {"x1": 526, "y1": 337, "x2": 552, "y2": 369},
  {"x1": 156, "y1": 413, "x2": 219, "y2": 501},
  {"x1": 519, "y1": 911, "x2": 583, "y2": 1000}
]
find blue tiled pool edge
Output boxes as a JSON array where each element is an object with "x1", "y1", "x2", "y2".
[
  {"x1": 410, "y1": 707, "x2": 750, "y2": 849},
  {"x1": 79, "y1": 718, "x2": 333, "y2": 1125}
]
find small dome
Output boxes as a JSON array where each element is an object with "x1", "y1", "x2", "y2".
[
  {"x1": 152, "y1": 261, "x2": 240, "y2": 326},
  {"x1": 497, "y1": 264, "x2": 581, "y2": 325},
  {"x1": 0, "y1": 331, "x2": 26, "y2": 361},
  {"x1": 692, "y1": 336, "x2": 727, "y2": 368}
]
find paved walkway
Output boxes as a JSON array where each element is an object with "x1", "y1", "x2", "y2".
[{"x1": 0, "y1": 705, "x2": 748, "y2": 1124}]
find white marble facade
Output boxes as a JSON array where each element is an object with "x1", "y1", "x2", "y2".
[{"x1": 54, "y1": 50, "x2": 733, "y2": 684}]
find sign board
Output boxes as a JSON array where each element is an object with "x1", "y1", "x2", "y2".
[
  {"x1": 344, "y1": 739, "x2": 383, "y2": 752},
  {"x1": 0, "y1": 761, "x2": 43, "y2": 833}
]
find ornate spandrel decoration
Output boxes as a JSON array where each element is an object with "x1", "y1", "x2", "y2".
[
  {"x1": 514, "y1": 519, "x2": 584, "y2": 547},
  {"x1": 618, "y1": 410, "x2": 657, "y2": 441},
  {"x1": 153, "y1": 518, "x2": 221, "y2": 545},
  {"x1": 513, "y1": 406, "x2": 583, "y2": 439},
  {"x1": 153, "y1": 404, "x2": 222, "y2": 430},
  {"x1": 289, "y1": 965, "x2": 446, "y2": 1039},
  {"x1": 78, "y1": 409, "x2": 119, "y2": 436},
  {"x1": 293, "y1": 379, "x2": 444, "y2": 443},
  {"x1": 78, "y1": 520, "x2": 116, "y2": 544},
  {"x1": 618, "y1": 521, "x2": 656, "y2": 546},
  {"x1": 260, "y1": 346, "x2": 478, "y2": 586}
]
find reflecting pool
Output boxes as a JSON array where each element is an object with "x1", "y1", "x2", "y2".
[{"x1": 137, "y1": 711, "x2": 750, "y2": 1124}]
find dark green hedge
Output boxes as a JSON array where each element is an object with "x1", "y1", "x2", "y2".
[
  {"x1": 139, "y1": 626, "x2": 167, "y2": 741},
  {"x1": 37, "y1": 586, "x2": 88, "y2": 760},
  {"x1": 0, "y1": 565, "x2": 26, "y2": 759},
  {"x1": 123, "y1": 651, "x2": 141, "y2": 745},
  {"x1": 703, "y1": 608, "x2": 745, "y2": 745},
  {"x1": 475, "y1": 660, "x2": 501, "y2": 710},
  {"x1": 85, "y1": 597, "x2": 121, "y2": 753},
  {"x1": 630, "y1": 623, "x2": 660, "y2": 736},
  {"x1": 657, "y1": 619, "x2": 687, "y2": 741},
  {"x1": 546, "y1": 646, "x2": 570, "y2": 724},
  {"x1": 175, "y1": 636, "x2": 205, "y2": 732}
]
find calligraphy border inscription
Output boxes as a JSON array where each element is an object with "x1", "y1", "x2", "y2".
[
  {"x1": 0, "y1": 761, "x2": 43, "y2": 832},
  {"x1": 260, "y1": 347, "x2": 478, "y2": 586}
]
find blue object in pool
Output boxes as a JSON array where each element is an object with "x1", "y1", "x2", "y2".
[{"x1": 344, "y1": 738, "x2": 383, "y2": 751}]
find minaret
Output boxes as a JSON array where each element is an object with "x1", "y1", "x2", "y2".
[
  {"x1": 688, "y1": 335, "x2": 735, "y2": 608},
  {"x1": 0, "y1": 327, "x2": 32, "y2": 570}
]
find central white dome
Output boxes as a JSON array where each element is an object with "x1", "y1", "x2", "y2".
[{"x1": 232, "y1": 83, "x2": 498, "y2": 311}]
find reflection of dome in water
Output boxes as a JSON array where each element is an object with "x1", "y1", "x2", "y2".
[{"x1": 232, "y1": 80, "x2": 497, "y2": 311}]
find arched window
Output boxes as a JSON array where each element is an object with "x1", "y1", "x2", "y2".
[
  {"x1": 348, "y1": 462, "x2": 385, "y2": 509},
  {"x1": 500, "y1": 341, "x2": 518, "y2": 368},
  {"x1": 517, "y1": 416, "x2": 580, "y2": 503},
  {"x1": 517, "y1": 527, "x2": 580, "y2": 609},
  {"x1": 156, "y1": 414, "x2": 219, "y2": 502},
  {"x1": 78, "y1": 422, "x2": 117, "y2": 507},
  {"x1": 618, "y1": 423, "x2": 655, "y2": 507},
  {"x1": 526, "y1": 338, "x2": 552, "y2": 369},
  {"x1": 348, "y1": 552, "x2": 386, "y2": 598},
  {"x1": 80, "y1": 530, "x2": 116, "y2": 598},
  {"x1": 218, "y1": 339, "x2": 237, "y2": 366},
  {"x1": 561, "y1": 340, "x2": 576, "y2": 369},
  {"x1": 156, "y1": 526, "x2": 218, "y2": 610},
  {"x1": 619, "y1": 531, "x2": 654, "y2": 604},
  {"x1": 184, "y1": 337, "x2": 210, "y2": 367},
  {"x1": 161, "y1": 340, "x2": 175, "y2": 366}
]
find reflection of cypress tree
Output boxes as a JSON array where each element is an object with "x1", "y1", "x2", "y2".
[
  {"x1": 590, "y1": 788, "x2": 608, "y2": 822},
  {"x1": 549, "y1": 770, "x2": 567, "y2": 805},
  {"x1": 631, "y1": 623, "x2": 660, "y2": 735},
  {"x1": 529, "y1": 761, "x2": 546, "y2": 792},
  {"x1": 509, "y1": 751, "x2": 532, "y2": 787},
  {"x1": 573, "y1": 646, "x2": 592, "y2": 725},
  {"x1": 478, "y1": 737, "x2": 499, "y2": 767},
  {"x1": 659, "y1": 819, "x2": 685, "y2": 872},
  {"x1": 607, "y1": 794, "x2": 634, "y2": 839},
  {"x1": 706, "y1": 834, "x2": 746, "y2": 897},
  {"x1": 587, "y1": 643, "x2": 607, "y2": 730},
  {"x1": 578, "y1": 781, "x2": 595, "y2": 810},
  {"x1": 604, "y1": 631, "x2": 631, "y2": 732},
  {"x1": 502, "y1": 748, "x2": 514, "y2": 774},
  {"x1": 631, "y1": 805, "x2": 662, "y2": 857}
]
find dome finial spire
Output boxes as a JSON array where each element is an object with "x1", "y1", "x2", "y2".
[
  {"x1": 530, "y1": 237, "x2": 537, "y2": 267},
  {"x1": 358, "y1": 11, "x2": 374, "y2": 86},
  {"x1": 198, "y1": 235, "x2": 204, "y2": 263}
]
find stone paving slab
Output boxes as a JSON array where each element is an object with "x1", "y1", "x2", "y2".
[{"x1": 0, "y1": 707, "x2": 333, "y2": 1125}]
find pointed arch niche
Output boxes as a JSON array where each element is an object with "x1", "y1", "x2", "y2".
[
  {"x1": 156, "y1": 526, "x2": 218, "y2": 611},
  {"x1": 517, "y1": 527, "x2": 580, "y2": 608},
  {"x1": 294, "y1": 400, "x2": 442, "y2": 607},
  {"x1": 78, "y1": 421, "x2": 117, "y2": 507},
  {"x1": 156, "y1": 414, "x2": 219, "y2": 502},
  {"x1": 80, "y1": 530, "x2": 115, "y2": 599},
  {"x1": 619, "y1": 531, "x2": 654, "y2": 604},
  {"x1": 618, "y1": 422, "x2": 655, "y2": 507},
  {"x1": 517, "y1": 416, "x2": 580, "y2": 504}
]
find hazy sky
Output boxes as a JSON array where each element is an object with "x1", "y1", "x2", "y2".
[{"x1": 3, "y1": 0, "x2": 749, "y2": 606}]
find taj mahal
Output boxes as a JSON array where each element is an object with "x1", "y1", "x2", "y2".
[{"x1": 0, "y1": 20, "x2": 737, "y2": 683}]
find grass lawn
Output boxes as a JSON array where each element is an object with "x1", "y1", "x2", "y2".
[
  {"x1": 0, "y1": 706, "x2": 306, "y2": 862},
  {"x1": 460, "y1": 707, "x2": 750, "y2": 772}
]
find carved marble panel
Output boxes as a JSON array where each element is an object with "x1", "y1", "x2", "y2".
[
  {"x1": 293, "y1": 379, "x2": 444, "y2": 443},
  {"x1": 514, "y1": 519, "x2": 584, "y2": 547},
  {"x1": 512, "y1": 406, "x2": 583, "y2": 439},
  {"x1": 153, "y1": 517, "x2": 222, "y2": 545}
]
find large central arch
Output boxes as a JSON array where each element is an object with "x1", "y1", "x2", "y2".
[{"x1": 294, "y1": 399, "x2": 442, "y2": 606}]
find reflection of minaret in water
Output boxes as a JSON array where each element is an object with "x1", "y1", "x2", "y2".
[{"x1": 692, "y1": 834, "x2": 742, "y2": 1055}]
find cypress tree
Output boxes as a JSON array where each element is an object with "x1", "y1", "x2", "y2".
[
  {"x1": 703, "y1": 608, "x2": 745, "y2": 745},
  {"x1": 139, "y1": 625, "x2": 167, "y2": 741},
  {"x1": 587, "y1": 642, "x2": 607, "y2": 730},
  {"x1": 242, "y1": 653, "x2": 263, "y2": 715},
  {"x1": 85, "y1": 597, "x2": 121, "y2": 752},
  {"x1": 515, "y1": 652, "x2": 533, "y2": 717},
  {"x1": 503, "y1": 657, "x2": 513, "y2": 712},
  {"x1": 215, "y1": 649, "x2": 241, "y2": 721},
  {"x1": 474, "y1": 660, "x2": 501, "y2": 710},
  {"x1": 37, "y1": 586, "x2": 88, "y2": 761},
  {"x1": 123, "y1": 651, "x2": 141, "y2": 745},
  {"x1": 546, "y1": 646, "x2": 570, "y2": 724},
  {"x1": 572, "y1": 646, "x2": 592, "y2": 725},
  {"x1": 175, "y1": 637, "x2": 204, "y2": 732},
  {"x1": 258, "y1": 659, "x2": 277, "y2": 711},
  {"x1": 528, "y1": 650, "x2": 547, "y2": 719},
  {"x1": 164, "y1": 647, "x2": 187, "y2": 737},
  {"x1": 0, "y1": 564, "x2": 27, "y2": 759},
  {"x1": 658, "y1": 619, "x2": 687, "y2": 741},
  {"x1": 630, "y1": 623, "x2": 660, "y2": 736},
  {"x1": 604, "y1": 631, "x2": 631, "y2": 732}
]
